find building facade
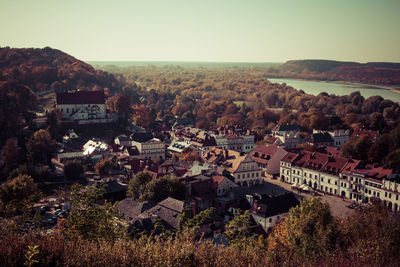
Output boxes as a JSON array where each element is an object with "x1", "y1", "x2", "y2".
[{"x1": 56, "y1": 91, "x2": 107, "y2": 120}]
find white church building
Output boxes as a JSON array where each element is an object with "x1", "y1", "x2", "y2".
[{"x1": 56, "y1": 91, "x2": 107, "y2": 121}]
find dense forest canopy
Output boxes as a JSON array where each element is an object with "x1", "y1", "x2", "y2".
[
  {"x1": 264, "y1": 59, "x2": 400, "y2": 85},
  {"x1": 0, "y1": 47, "x2": 122, "y2": 93},
  {"x1": 100, "y1": 64, "x2": 400, "y2": 134}
]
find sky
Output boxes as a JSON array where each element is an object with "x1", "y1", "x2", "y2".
[{"x1": 1, "y1": 0, "x2": 399, "y2": 62}]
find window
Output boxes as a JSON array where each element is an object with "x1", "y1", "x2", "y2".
[
  {"x1": 328, "y1": 179, "x2": 330, "y2": 184},
  {"x1": 269, "y1": 218, "x2": 272, "y2": 223},
  {"x1": 321, "y1": 178, "x2": 324, "y2": 182}
]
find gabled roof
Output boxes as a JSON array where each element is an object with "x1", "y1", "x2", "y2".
[
  {"x1": 116, "y1": 198, "x2": 156, "y2": 220},
  {"x1": 303, "y1": 152, "x2": 330, "y2": 170},
  {"x1": 311, "y1": 132, "x2": 334, "y2": 144},
  {"x1": 321, "y1": 157, "x2": 348, "y2": 175},
  {"x1": 202, "y1": 147, "x2": 248, "y2": 173},
  {"x1": 56, "y1": 91, "x2": 105, "y2": 105},
  {"x1": 138, "y1": 197, "x2": 186, "y2": 230},
  {"x1": 281, "y1": 152, "x2": 299, "y2": 163},
  {"x1": 250, "y1": 193, "x2": 299, "y2": 218},
  {"x1": 276, "y1": 124, "x2": 300, "y2": 132},
  {"x1": 130, "y1": 132, "x2": 154, "y2": 143},
  {"x1": 341, "y1": 159, "x2": 361, "y2": 175},
  {"x1": 250, "y1": 144, "x2": 282, "y2": 164}
]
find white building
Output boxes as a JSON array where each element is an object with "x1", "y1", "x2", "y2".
[
  {"x1": 279, "y1": 151, "x2": 400, "y2": 211},
  {"x1": 248, "y1": 193, "x2": 299, "y2": 233},
  {"x1": 203, "y1": 148, "x2": 262, "y2": 187},
  {"x1": 214, "y1": 134, "x2": 255, "y2": 153},
  {"x1": 313, "y1": 129, "x2": 350, "y2": 148},
  {"x1": 131, "y1": 133, "x2": 166, "y2": 160},
  {"x1": 270, "y1": 124, "x2": 302, "y2": 149}
]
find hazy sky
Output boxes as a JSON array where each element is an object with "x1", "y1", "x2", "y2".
[{"x1": 1, "y1": 0, "x2": 399, "y2": 62}]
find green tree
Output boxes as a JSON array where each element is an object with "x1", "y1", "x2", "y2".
[
  {"x1": 384, "y1": 149, "x2": 400, "y2": 173},
  {"x1": 141, "y1": 176, "x2": 186, "y2": 202},
  {"x1": 27, "y1": 129, "x2": 57, "y2": 167},
  {"x1": 63, "y1": 159, "x2": 85, "y2": 182},
  {"x1": 224, "y1": 210, "x2": 255, "y2": 244},
  {"x1": 126, "y1": 172, "x2": 153, "y2": 199},
  {"x1": 0, "y1": 174, "x2": 41, "y2": 216},
  {"x1": 180, "y1": 207, "x2": 216, "y2": 232},
  {"x1": 66, "y1": 184, "x2": 122, "y2": 241}
]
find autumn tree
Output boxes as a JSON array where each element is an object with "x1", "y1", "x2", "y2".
[
  {"x1": 341, "y1": 135, "x2": 372, "y2": 160},
  {"x1": 343, "y1": 201, "x2": 400, "y2": 265},
  {"x1": 1, "y1": 138, "x2": 18, "y2": 176},
  {"x1": 267, "y1": 197, "x2": 341, "y2": 265},
  {"x1": 107, "y1": 93, "x2": 131, "y2": 127},
  {"x1": 0, "y1": 174, "x2": 41, "y2": 216},
  {"x1": 26, "y1": 129, "x2": 57, "y2": 167},
  {"x1": 63, "y1": 159, "x2": 85, "y2": 182},
  {"x1": 46, "y1": 108, "x2": 62, "y2": 139},
  {"x1": 94, "y1": 157, "x2": 114, "y2": 176},
  {"x1": 131, "y1": 104, "x2": 154, "y2": 129}
]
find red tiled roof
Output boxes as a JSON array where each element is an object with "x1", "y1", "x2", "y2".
[
  {"x1": 304, "y1": 152, "x2": 329, "y2": 170},
  {"x1": 250, "y1": 144, "x2": 280, "y2": 164},
  {"x1": 292, "y1": 151, "x2": 313, "y2": 166},
  {"x1": 281, "y1": 152, "x2": 298, "y2": 163},
  {"x1": 56, "y1": 91, "x2": 105, "y2": 105},
  {"x1": 321, "y1": 157, "x2": 348, "y2": 174},
  {"x1": 341, "y1": 159, "x2": 361, "y2": 174},
  {"x1": 212, "y1": 175, "x2": 225, "y2": 185},
  {"x1": 351, "y1": 129, "x2": 378, "y2": 140}
]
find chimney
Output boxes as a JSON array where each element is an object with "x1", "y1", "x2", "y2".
[
  {"x1": 246, "y1": 194, "x2": 254, "y2": 207},
  {"x1": 191, "y1": 201, "x2": 196, "y2": 216},
  {"x1": 254, "y1": 200, "x2": 258, "y2": 211},
  {"x1": 224, "y1": 149, "x2": 229, "y2": 159}
]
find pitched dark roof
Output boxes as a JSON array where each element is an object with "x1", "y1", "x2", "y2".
[
  {"x1": 250, "y1": 193, "x2": 299, "y2": 218},
  {"x1": 116, "y1": 198, "x2": 156, "y2": 220},
  {"x1": 104, "y1": 180, "x2": 127, "y2": 194},
  {"x1": 277, "y1": 124, "x2": 300, "y2": 132},
  {"x1": 56, "y1": 91, "x2": 105, "y2": 105},
  {"x1": 311, "y1": 132, "x2": 334, "y2": 144},
  {"x1": 138, "y1": 197, "x2": 186, "y2": 230},
  {"x1": 130, "y1": 132, "x2": 153, "y2": 143}
]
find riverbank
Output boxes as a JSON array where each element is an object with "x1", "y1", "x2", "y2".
[{"x1": 268, "y1": 78, "x2": 400, "y2": 103}]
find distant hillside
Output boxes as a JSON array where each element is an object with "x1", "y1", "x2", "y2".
[
  {"x1": 0, "y1": 46, "x2": 120, "y2": 93},
  {"x1": 265, "y1": 59, "x2": 400, "y2": 86}
]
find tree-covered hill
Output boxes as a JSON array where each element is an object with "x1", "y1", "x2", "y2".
[
  {"x1": 265, "y1": 59, "x2": 400, "y2": 85},
  {"x1": 0, "y1": 46, "x2": 121, "y2": 93}
]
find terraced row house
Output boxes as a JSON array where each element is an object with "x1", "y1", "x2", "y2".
[{"x1": 280, "y1": 151, "x2": 400, "y2": 211}]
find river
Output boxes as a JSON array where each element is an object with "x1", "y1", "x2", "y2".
[{"x1": 268, "y1": 78, "x2": 400, "y2": 103}]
